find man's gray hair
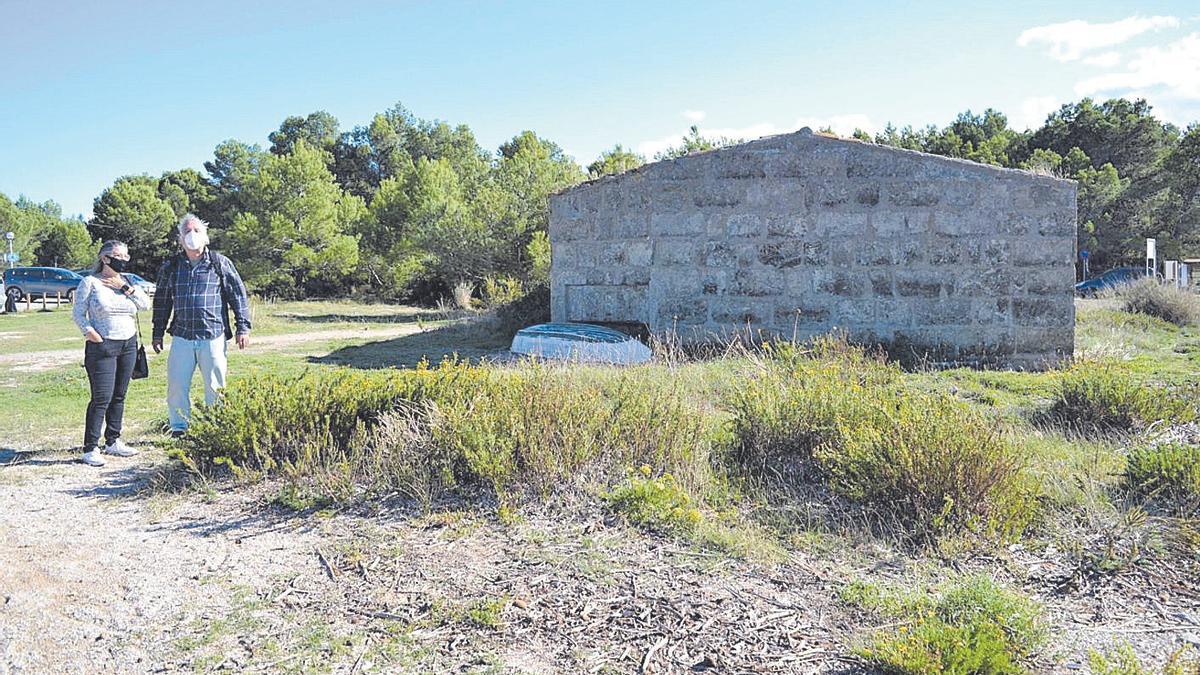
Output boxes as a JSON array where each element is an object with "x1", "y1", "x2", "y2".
[{"x1": 177, "y1": 213, "x2": 209, "y2": 235}]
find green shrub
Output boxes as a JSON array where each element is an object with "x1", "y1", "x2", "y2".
[
  {"x1": 817, "y1": 394, "x2": 1037, "y2": 540},
  {"x1": 1089, "y1": 643, "x2": 1200, "y2": 675},
  {"x1": 1115, "y1": 279, "x2": 1200, "y2": 326},
  {"x1": 726, "y1": 335, "x2": 898, "y2": 474},
  {"x1": 183, "y1": 360, "x2": 710, "y2": 505},
  {"x1": 727, "y1": 334, "x2": 1034, "y2": 540},
  {"x1": 847, "y1": 576, "x2": 1046, "y2": 675},
  {"x1": 1126, "y1": 442, "x2": 1200, "y2": 506},
  {"x1": 605, "y1": 467, "x2": 704, "y2": 534},
  {"x1": 493, "y1": 283, "x2": 550, "y2": 333},
  {"x1": 1050, "y1": 359, "x2": 1195, "y2": 431},
  {"x1": 427, "y1": 366, "x2": 707, "y2": 498},
  {"x1": 481, "y1": 275, "x2": 524, "y2": 308},
  {"x1": 181, "y1": 360, "x2": 487, "y2": 475}
]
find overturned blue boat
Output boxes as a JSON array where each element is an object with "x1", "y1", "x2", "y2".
[{"x1": 510, "y1": 323, "x2": 653, "y2": 364}]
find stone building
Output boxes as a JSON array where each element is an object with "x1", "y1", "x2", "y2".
[{"x1": 548, "y1": 128, "x2": 1077, "y2": 367}]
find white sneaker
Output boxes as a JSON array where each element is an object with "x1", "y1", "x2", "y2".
[
  {"x1": 81, "y1": 449, "x2": 106, "y2": 467},
  {"x1": 103, "y1": 439, "x2": 138, "y2": 457}
]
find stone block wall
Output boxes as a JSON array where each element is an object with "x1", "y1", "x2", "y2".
[{"x1": 549, "y1": 129, "x2": 1077, "y2": 368}]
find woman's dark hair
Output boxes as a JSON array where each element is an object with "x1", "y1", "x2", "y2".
[{"x1": 92, "y1": 240, "x2": 128, "y2": 274}]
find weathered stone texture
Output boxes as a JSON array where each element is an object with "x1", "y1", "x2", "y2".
[{"x1": 550, "y1": 129, "x2": 1077, "y2": 368}]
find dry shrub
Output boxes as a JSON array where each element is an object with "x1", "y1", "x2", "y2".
[
  {"x1": 425, "y1": 365, "x2": 708, "y2": 499},
  {"x1": 1113, "y1": 278, "x2": 1200, "y2": 326},
  {"x1": 818, "y1": 395, "x2": 1038, "y2": 540},
  {"x1": 726, "y1": 335, "x2": 897, "y2": 475},
  {"x1": 726, "y1": 334, "x2": 1036, "y2": 540},
  {"x1": 1127, "y1": 441, "x2": 1200, "y2": 512},
  {"x1": 1049, "y1": 358, "x2": 1195, "y2": 432},
  {"x1": 180, "y1": 360, "x2": 487, "y2": 476},
  {"x1": 452, "y1": 281, "x2": 474, "y2": 311},
  {"x1": 846, "y1": 575, "x2": 1047, "y2": 674}
]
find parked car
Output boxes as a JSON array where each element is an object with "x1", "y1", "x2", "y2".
[
  {"x1": 3, "y1": 267, "x2": 84, "y2": 302},
  {"x1": 1075, "y1": 267, "x2": 1144, "y2": 296},
  {"x1": 72, "y1": 269, "x2": 157, "y2": 295},
  {"x1": 121, "y1": 272, "x2": 156, "y2": 296}
]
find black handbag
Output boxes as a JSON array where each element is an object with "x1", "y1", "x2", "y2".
[{"x1": 132, "y1": 313, "x2": 149, "y2": 380}]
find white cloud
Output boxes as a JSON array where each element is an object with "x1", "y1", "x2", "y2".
[
  {"x1": 683, "y1": 109, "x2": 706, "y2": 123},
  {"x1": 635, "y1": 114, "x2": 876, "y2": 159},
  {"x1": 1017, "y1": 15, "x2": 1179, "y2": 61},
  {"x1": 1075, "y1": 32, "x2": 1200, "y2": 99},
  {"x1": 1082, "y1": 51, "x2": 1122, "y2": 67},
  {"x1": 1011, "y1": 96, "x2": 1062, "y2": 130}
]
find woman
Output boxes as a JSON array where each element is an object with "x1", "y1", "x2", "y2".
[{"x1": 73, "y1": 240, "x2": 151, "y2": 467}]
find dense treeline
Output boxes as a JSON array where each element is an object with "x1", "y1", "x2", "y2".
[
  {"x1": 0, "y1": 196, "x2": 94, "y2": 271},
  {"x1": 0, "y1": 97, "x2": 1196, "y2": 301},
  {"x1": 860, "y1": 99, "x2": 1200, "y2": 270},
  {"x1": 85, "y1": 104, "x2": 588, "y2": 301}
]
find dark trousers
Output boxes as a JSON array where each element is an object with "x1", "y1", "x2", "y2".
[{"x1": 83, "y1": 335, "x2": 137, "y2": 451}]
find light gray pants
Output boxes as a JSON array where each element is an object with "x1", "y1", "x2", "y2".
[{"x1": 166, "y1": 336, "x2": 227, "y2": 431}]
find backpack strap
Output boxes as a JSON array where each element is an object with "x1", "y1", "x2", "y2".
[{"x1": 208, "y1": 250, "x2": 234, "y2": 341}]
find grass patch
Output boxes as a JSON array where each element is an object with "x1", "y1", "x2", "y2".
[
  {"x1": 426, "y1": 595, "x2": 509, "y2": 630},
  {"x1": 843, "y1": 575, "x2": 1046, "y2": 674}
]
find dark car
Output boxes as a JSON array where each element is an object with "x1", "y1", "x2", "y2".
[
  {"x1": 1075, "y1": 267, "x2": 1144, "y2": 296},
  {"x1": 3, "y1": 267, "x2": 85, "y2": 302}
]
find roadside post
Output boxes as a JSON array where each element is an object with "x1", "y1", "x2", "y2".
[
  {"x1": 1079, "y1": 249, "x2": 1089, "y2": 281},
  {"x1": 1146, "y1": 238, "x2": 1157, "y2": 280}
]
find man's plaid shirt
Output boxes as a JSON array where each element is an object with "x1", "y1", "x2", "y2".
[{"x1": 152, "y1": 250, "x2": 251, "y2": 341}]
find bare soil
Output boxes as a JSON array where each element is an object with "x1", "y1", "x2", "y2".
[
  {"x1": 0, "y1": 451, "x2": 863, "y2": 673},
  {"x1": 2, "y1": 448, "x2": 1197, "y2": 674}
]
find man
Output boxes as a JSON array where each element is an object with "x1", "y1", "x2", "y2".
[{"x1": 152, "y1": 214, "x2": 251, "y2": 436}]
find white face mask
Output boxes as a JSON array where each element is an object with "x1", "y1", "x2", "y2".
[{"x1": 182, "y1": 231, "x2": 209, "y2": 251}]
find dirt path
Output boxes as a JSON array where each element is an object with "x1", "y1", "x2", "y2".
[
  {"x1": 0, "y1": 452, "x2": 860, "y2": 673},
  {"x1": 0, "y1": 325, "x2": 424, "y2": 371},
  {"x1": 0, "y1": 453, "x2": 329, "y2": 673},
  {"x1": 4, "y1": 454, "x2": 1197, "y2": 673}
]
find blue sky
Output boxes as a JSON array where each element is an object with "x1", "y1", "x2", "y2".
[{"x1": 2, "y1": 0, "x2": 1198, "y2": 218}]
